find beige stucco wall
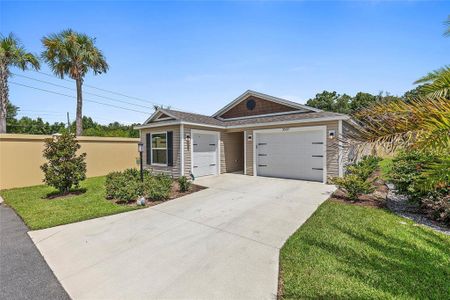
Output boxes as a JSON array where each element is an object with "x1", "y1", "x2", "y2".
[{"x1": 0, "y1": 134, "x2": 140, "y2": 190}]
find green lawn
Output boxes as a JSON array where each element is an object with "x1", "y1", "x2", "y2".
[
  {"x1": 0, "y1": 176, "x2": 138, "y2": 230},
  {"x1": 378, "y1": 157, "x2": 393, "y2": 181},
  {"x1": 280, "y1": 201, "x2": 450, "y2": 299}
]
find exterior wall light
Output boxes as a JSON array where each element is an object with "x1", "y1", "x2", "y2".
[{"x1": 328, "y1": 130, "x2": 336, "y2": 139}]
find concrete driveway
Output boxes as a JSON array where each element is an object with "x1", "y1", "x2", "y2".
[{"x1": 29, "y1": 174, "x2": 335, "y2": 299}]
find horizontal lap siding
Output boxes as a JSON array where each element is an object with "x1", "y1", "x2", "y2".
[
  {"x1": 140, "y1": 125, "x2": 181, "y2": 177},
  {"x1": 222, "y1": 132, "x2": 244, "y2": 173},
  {"x1": 241, "y1": 121, "x2": 339, "y2": 180}
]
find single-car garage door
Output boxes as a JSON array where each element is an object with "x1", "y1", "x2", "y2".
[
  {"x1": 255, "y1": 127, "x2": 325, "y2": 182},
  {"x1": 192, "y1": 131, "x2": 219, "y2": 178}
]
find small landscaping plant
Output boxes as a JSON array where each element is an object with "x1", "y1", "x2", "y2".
[
  {"x1": 40, "y1": 132, "x2": 87, "y2": 195},
  {"x1": 387, "y1": 150, "x2": 449, "y2": 225},
  {"x1": 331, "y1": 155, "x2": 379, "y2": 201},
  {"x1": 331, "y1": 174, "x2": 375, "y2": 201},
  {"x1": 105, "y1": 169, "x2": 173, "y2": 202},
  {"x1": 143, "y1": 173, "x2": 172, "y2": 201},
  {"x1": 177, "y1": 176, "x2": 191, "y2": 192},
  {"x1": 105, "y1": 169, "x2": 145, "y2": 202},
  {"x1": 388, "y1": 150, "x2": 436, "y2": 201}
]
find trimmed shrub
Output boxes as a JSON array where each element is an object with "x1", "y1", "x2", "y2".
[
  {"x1": 143, "y1": 174, "x2": 172, "y2": 201},
  {"x1": 105, "y1": 168, "x2": 144, "y2": 202},
  {"x1": 40, "y1": 132, "x2": 87, "y2": 194},
  {"x1": 347, "y1": 155, "x2": 382, "y2": 180},
  {"x1": 331, "y1": 175, "x2": 376, "y2": 201},
  {"x1": 388, "y1": 150, "x2": 436, "y2": 201},
  {"x1": 178, "y1": 176, "x2": 191, "y2": 192}
]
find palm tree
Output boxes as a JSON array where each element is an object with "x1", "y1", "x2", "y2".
[
  {"x1": 0, "y1": 33, "x2": 40, "y2": 133},
  {"x1": 41, "y1": 29, "x2": 108, "y2": 136}
]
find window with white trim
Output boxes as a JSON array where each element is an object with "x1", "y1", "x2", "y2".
[{"x1": 151, "y1": 132, "x2": 167, "y2": 165}]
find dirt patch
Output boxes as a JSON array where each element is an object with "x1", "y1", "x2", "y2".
[
  {"x1": 44, "y1": 188, "x2": 87, "y2": 199},
  {"x1": 168, "y1": 182, "x2": 207, "y2": 200}
]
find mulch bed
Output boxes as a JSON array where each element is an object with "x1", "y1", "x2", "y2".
[
  {"x1": 117, "y1": 182, "x2": 207, "y2": 207},
  {"x1": 330, "y1": 170, "x2": 388, "y2": 208}
]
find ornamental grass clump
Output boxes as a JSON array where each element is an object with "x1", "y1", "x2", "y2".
[{"x1": 40, "y1": 132, "x2": 86, "y2": 195}]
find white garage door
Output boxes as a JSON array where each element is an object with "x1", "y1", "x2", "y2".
[
  {"x1": 255, "y1": 128, "x2": 325, "y2": 182},
  {"x1": 192, "y1": 132, "x2": 218, "y2": 178}
]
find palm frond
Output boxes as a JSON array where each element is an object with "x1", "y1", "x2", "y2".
[
  {"x1": 0, "y1": 33, "x2": 40, "y2": 70},
  {"x1": 344, "y1": 97, "x2": 450, "y2": 155}
]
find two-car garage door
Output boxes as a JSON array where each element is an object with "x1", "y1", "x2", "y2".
[{"x1": 255, "y1": 127, "x2": 325, "y2": 182}]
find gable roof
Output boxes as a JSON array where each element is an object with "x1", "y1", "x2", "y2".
[
  {"x1": 212, "y1": 90, "x2": 322, "y2": 118},
  {"x1": 136, "y1": 107, "x2": 348, "y2": 130},
  {"x1": 136, "y1": 90, "x2": 348, "y2": 130}
]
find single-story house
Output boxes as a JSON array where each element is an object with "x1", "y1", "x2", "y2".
[{"x1": 136, "y1": 90, "x2": 351, "y2": 183}]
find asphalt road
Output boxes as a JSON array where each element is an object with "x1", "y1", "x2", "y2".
[{"x1": 0, "y1": 203, "x2": 70, "y2": 300}]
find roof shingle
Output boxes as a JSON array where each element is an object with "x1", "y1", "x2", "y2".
[{"x1": 158, "y1": 108, "x2": 347, "y2": 128}]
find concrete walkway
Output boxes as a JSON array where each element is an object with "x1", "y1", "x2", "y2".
[
  {"x1": 0, "y1": 204, "x2": 69, "y2": 300},
  {"x1": 29, "y1": 174, "x2": 335, "y2": 299}
]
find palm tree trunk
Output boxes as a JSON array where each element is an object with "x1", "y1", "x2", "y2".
[
  {"x1": 0, "y1": 63, "x2": 8, "y2": 133},
  {"x1": 75, "y1": 78, "x2": 83, "y2": 136}
]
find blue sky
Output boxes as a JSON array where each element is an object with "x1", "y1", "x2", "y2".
[{"x1": 1, "y1": 1, "x2": 449, "y2": 125}]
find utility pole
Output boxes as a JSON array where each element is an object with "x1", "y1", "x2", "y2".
[{"x1": 66, "y1": 112, "x2": 70, "y2": 132}]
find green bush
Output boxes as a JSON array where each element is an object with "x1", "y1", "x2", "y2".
[
  {"x1": 40, "y1": 132, "x2": 87, "y2": 194},
  {"x1": 105, "y1": 168, "x2": 144, "y2": 202},
  {"x1": 388, "y1": 150, "x2": 436, "y2": 201},
  {"x1": 143, "y1": 173, "x2": 172, "y2": 201},
  {"x1": 331, "y1": 175, "x2": 376, "y2": 201},
  {"x1": 177, "y1": 176, "x2": 191, "y2": 192},
  {"x1": 347, "y1": 155, "x2": 382, "y2": 180}
]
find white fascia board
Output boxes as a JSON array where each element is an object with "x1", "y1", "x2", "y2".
[
  {"x1": 134, "y1": 120, "x2": 182, "y2": 129},
  {"x1": 142, "y1": 108, "x2": 179, "y2": 125}
]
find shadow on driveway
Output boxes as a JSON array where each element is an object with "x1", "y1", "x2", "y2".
[{"x1": 0, "y1": 204, "x2": 69, "y2": 300}]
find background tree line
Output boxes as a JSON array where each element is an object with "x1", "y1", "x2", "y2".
[
  {"x1": 305, "y1": 86, "x2": 424, "y2": 114},
  {"x1": 6, "y1": 102, "x2": 139, "y2": 137}
]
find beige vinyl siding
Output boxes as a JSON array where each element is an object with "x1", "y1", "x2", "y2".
[
  {"x1": 241, "y1": 121, "x2": 339, "y2": 180},
  {"x1": 222, "y1": 132, "x2": 244, "y2": 173},
  {"x1": 140, "y1": 125, "x2": 181, "y2": 177}
]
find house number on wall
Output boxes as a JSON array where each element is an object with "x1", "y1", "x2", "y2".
[{"x1": 282, "y1": 128, "x2": 290, "y2": 131}]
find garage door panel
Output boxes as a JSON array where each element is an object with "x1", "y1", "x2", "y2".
[
  {"x1": 193, "y1": 132, "x2": 218, "y2": 178},
  {"x1": 256, "y1": 129, "x2": 324, "y2": 182}
]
